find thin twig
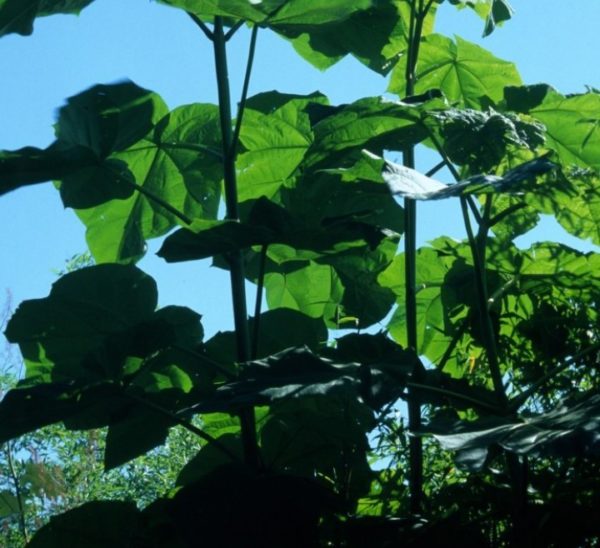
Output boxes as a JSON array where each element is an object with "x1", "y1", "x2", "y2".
[
  {"x1": 188, "y1": 12, "x2": 214, "y2": 40},
  {"x1": 225, "y1": 20, "x2": 245, "y2": 41},
  {"x1": 231, "y1": 24, "x2": 259, "y2": 160}
]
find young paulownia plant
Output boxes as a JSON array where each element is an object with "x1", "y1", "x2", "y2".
[{"x1": 1, "y1": 1, "x2": 600, "y2": 545}]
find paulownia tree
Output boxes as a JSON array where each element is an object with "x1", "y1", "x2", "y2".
[{"x1": 0, "y1": 0, "x2": 599, "y2": 545}]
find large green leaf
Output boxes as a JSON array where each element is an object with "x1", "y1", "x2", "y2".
[
  {"x1": 448, "y1": 0, "x2": 513, "y2": 36},
  {"x1": 262, "y1": 396, "x2": 374, "y2": 501},
  {"x1": 77, "y1": 102, "x2": 223, "y2": 263},
  {"x1": 505, "y1": 86, "x2": 600, "y2": 172},
  {"x1": 160, "y1": 0, "x2": 371, "y2": 26},
  {"x1": 158, "y1": 196, "x2": 390, "y2": 262},
  {"x1": 379, "y1": 247, "x2": 463, "y2": 365},
  {"x1": 203, "y1": 308, "x2": 327, "y2": 368},
  {"x1": 189, "y1": 345, "x2": 413, "y2": 412},
  {"x1": 0, "y1": 82, "x2": 222, "y2": 263},
  {"x1": 0, "y1": 0, "x2": 94, "y2": 37},
  {"x1": 104, "y1": 407, "x2": 175, "y2": 470},
  {"x1": 317, "y1": 237, "x2": 398, "y2": 328},
  {"x1": 0, "y1": 81, "x2": 167, "y2": 205},
  {"x1": 305, "y1": 96, "x2": 428, "y2": 167},
  {"x1": 389, "y1": 34, "x2": 521, "y2": 108},
  {"x1": 264, "y1": 259, "x2": 343, "y2": 322},
  {"x1": 5, "y1": 264, "x2": 158, "y2": 382},
  {"x1": 238, "y1": 92, "x2": 326, "y2": 201},
  {"x1": 0, "y1": 382, "x2": 125, "y2": 443},
  {"x1": 277, "y1": 0, "x2": 409, "y2": 74}
]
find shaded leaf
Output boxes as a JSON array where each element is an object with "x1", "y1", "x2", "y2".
[
  {"x1": 0, "y1": 0, "x2": 94, "y2": 37},
  {"x1": 104, "y1": 406, "x2": 174, "y2": 470},
  {"x1": 422, "y1": 393, "x2": 600, "y2": 471},
  {"x1": 426, "y1": 107, "x2": 546, "y2": 172},
  {"x1": 158, "y1": 196, "x2": 390, "y2": 262},
  {"x1": 277, "y1": 0, "x2": 410, "y2": 74},
  {"x1": 28, "y1": 500, "x2": 141, "y2": 548}
]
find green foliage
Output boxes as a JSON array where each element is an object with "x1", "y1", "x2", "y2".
[{"x1": 1, "y1": 1, "x2": 599, "y2": 546}]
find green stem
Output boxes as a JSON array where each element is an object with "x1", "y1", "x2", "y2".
[
  {"x1": 459, "y1": 197, "x2": 506, "y2": 406},
  {"x1": 104, "y1": 167, "x2": 194, "y2": 225},
  {"x1": 403, "y1": 0, "x2": 430, "y2": 514},
  {"x1": 188, "y1": 12, "x2": 214, "y2": 40},
  {"x1": 212, "y1": 16, "x2": 260, "y2": 469},
  {"x1": 130, "y1": 181, "x2": 193, "y2": 225},
  {"x1": 251, "y1": 244, "x2": 268, "y2": 360},
  {"x1": 427, "y1": 130, "x2": 507, "y2": 406},
  {"x1": 232, "y1": 24, "x2": 259, "y2": 161},
  {"x1": 225, "y1": 20, "x2": 245, "y2": 41}
]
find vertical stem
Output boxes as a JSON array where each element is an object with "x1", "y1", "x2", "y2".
[
  {"x1": 251, "y1": 244, "x2": 268, "y2": 360},
  {"x1": 403, "y1": 0, "x2": 428, "y2": 514},
  {"x1": 212, "y1": 17, "x2": 259, "y2": 469},
  {"x1": 459, "y1": 197, "x2": 507, "y2": 406}
]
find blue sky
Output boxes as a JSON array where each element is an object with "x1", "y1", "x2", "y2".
[{"x1": 1, "y1": 0, "x2": 599, "y2": 339}]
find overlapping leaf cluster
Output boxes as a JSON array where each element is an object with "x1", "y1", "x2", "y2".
[{"x1": 1, "y1": 0, "x2": 599, "y2": 545}]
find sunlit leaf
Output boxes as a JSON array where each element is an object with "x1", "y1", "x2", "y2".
[
  {"x1": 389, "y1": 34, "x2": 521, "y2": 108},
  {"x1": 238, "y1": 92, "x2": 326, "y2": 201},
  {"x1": 506, "y1": 85, "x2": 600, "y2": 172}
]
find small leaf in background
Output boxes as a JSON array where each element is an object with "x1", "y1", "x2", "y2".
[
  {"x1": 0, "y1": 489, "x2": 20, "y2": 518},
  {"x1": 448, "y1": 0, "x2": 514, "y2": 37}
]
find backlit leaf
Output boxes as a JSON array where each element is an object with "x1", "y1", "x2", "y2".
[{"x1": 389, "y1": 34, "x2": 521, "y2": 108}]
